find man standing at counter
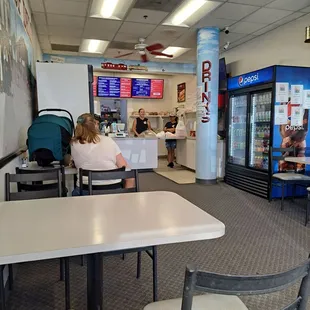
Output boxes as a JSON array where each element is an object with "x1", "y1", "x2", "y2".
[
  {"x1": 132, "y1": 108, "x2": 152, "y2": 137},
  {"x1": 164, "y1": 114, "x2": 178, "y2": 168}
]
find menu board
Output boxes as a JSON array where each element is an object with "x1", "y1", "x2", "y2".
[
  {"x1": 98, "y1": 77, "x2": 120, "y2": 97},
  {"x1": 120, "y1": 78, "x2": 132, "y2": 98},
  {"x1": 93, "y1": 76, "x2": 98, "y2": 97},
  {"x1": 132, "y1": 78, "x2": 164, "y2": 99},
  {"x1": 96, "y1": 76, "x2": 163, "y2": 98}
]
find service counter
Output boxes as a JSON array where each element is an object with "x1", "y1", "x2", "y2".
[
  {"x1": 113, "y1": 137, "x2": 158, "y2": 170},
  {"x1": 176, "y1": 138, "x2": 226, "y2": 178}
]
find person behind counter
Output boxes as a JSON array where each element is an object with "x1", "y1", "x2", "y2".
[
  {"x1": 164, "y1": 114, "x2": 178, "y2": 168},
  {"x1": 71, "y1": 113, "x2": 134, "y2": 195},
  {"x1": 132, "y1": 108, "x2": 152, "y2": 137}
]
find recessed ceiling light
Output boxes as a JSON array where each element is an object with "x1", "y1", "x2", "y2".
[
  {"x1": 79, "y1": 39, "x2": 109, "y2": 54},
  {"x1": 90, "y1": 0, "x2": 134, "y2": 20},
  {"x1": 163, "y1": 0, "x2": 222, "y2": 28},
  {"x1": 155, "y1": 47, "x2": 191, "y2": 59}
]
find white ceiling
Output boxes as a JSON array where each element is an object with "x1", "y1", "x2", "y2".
[{"x1": 29, "y1": 0, "x2": 310, "y2": 63}]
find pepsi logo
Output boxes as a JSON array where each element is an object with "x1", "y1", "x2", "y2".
[{"x1": 238, "y1": 76, "x2": 244, "y2": 86}]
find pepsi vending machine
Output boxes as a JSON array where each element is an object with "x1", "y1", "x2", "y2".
[{"x1": 225, "y1": 65, "x2": 310, "y2": 199}]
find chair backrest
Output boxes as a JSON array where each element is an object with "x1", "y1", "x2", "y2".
[
  {"x1": 79, "y1": 167, "x2": 139, "y2": 195},
  {"x1": 181, "y1": 256, "x2": 310, "y2": 310},
  {"x1": 5, "y1": 170, "x2": 62, "y2": 201},
  {"x1": 270, "y1": 147, "x2": 296, "y2": 174},
  {"x1": 15, "y1": 167, "x2": 66, "y2": 196}
]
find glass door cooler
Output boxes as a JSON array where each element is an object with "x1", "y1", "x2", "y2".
[
  {"x1": 227, "y1": 95, "x2": 247, "y2": 166},
  {"x1": 249, "y1": 91, "x2": 272, "y2": 171}
]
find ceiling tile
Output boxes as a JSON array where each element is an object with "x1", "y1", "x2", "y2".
[
  {"x1": 230, "y1": 21, "x2": 268, "y2": 34},
  {"x1": 193, "y1": 16, "x2": 236, "y2": 29},
  {"x1": 33, "y1": 12, "x2": 47, "y2": 25},
  {"x1": 104, "y1": 48, "x2": 133, "y2": 59},
  {"x1": 171, "y1": 29, "x2": 197, "y2": 48},
  {"x1": 251, "y1": 23, "x2": 279, "y2": 36},
  {"x1": 211, "y1": 3, "x2": 259, "y2": 20},
  {"x1": 301, "y1": 5, "x2": 310, "y2": 12},
  {"x1": 83, "y1": 18, "x2": 121, "y2": 40},
  {"x1": 244, "y1": 8, "x2": 292, "y2": 23},
  {"x1": 29, "y1": 0, "x2": 44, "y2": 12},
  {"x1": 118, "y1": 22, "x2": 157, "y2": 37},
  {"x1": 133, "y1": 0, "x2": 190, "y2": 13},
  {"x1": 219, "y1": 32, "x2": 245, "y2": 46},
  {"x1": 125, "y1": 8, "x2": 169, "y2": 25},
  {"x1": 150, "y1": 25, "x2": 187, "y2": 40},
  {"x1": 47, "y1": 14, "x2": 86, "y2": 27},
  {"x1": 227, "y1": 0, "x2": 273, "y2": 5},
  {"x1": 113, "y1": 33, "x2": 141, "y2": 43},
  {"x1": 44, "y1": 0, "x2": 88, "y2": 16},
  {"x1": 48, "y1": 25, "x2": 84, "y2": 37},
  {"x1": 273, "y1": 12, "x2": 305, "y2": 25},
  {"x1": 50, "y1": 36, "x2": 82, "y2": 45},
  {"x1": 38, "y1": 35, "x2": 50, "y2": 44},
  {"x1": 229, "y1": 34, "x2": 256, "y2": 48},
  {"x1": 36, "y1": 24, "x2": 48, "y2": 35},
  {"x1": 266, "y1": 0, "x2": 310, "y2": 11}
]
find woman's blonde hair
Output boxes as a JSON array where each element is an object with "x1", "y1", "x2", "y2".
[{"x1": 71, "y1": 113, "x2": 100, "y2": 144}]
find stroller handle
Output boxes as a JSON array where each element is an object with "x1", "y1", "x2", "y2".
[{"x1": 38, "y1": 109, "x2": 74, "y2": 131}]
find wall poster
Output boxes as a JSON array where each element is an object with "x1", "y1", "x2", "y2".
[{"x1": 177, "y1": 82, "x2": 186, "y2": 103}]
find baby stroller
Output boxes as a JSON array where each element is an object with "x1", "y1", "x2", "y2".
[{"x1": 27, "y1": 109, "x2": 74, "y2": 167}]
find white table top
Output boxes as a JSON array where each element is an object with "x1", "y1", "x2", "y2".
[
  {"x1": 22, "y1": 162, "x2": 77, "y2": 175},
  {"x1": 0, "y1": 191, "x2": 225, "y2": 265},
  {"x1": 285, "y1": 157, "x2": 310, "y2": 164}
]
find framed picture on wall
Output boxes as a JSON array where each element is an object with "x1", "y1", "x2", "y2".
[{"x1": 177, "y1": 82, "x2": 186, "y2": 103}]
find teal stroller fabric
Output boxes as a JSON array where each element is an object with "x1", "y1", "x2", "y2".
[{"x1": 28, "y1": 114, "x2": 74, "y2": 166}]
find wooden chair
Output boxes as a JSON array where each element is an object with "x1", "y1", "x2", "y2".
[
  {"x1": 79, "y1": 168, "x2": 158, "y2": 302},
  {"x1": 144, "y1": 255, "x2": 310, "y2": 310},
  {"x1": 270, "y1": 147, "x2": 310, "y2": 212},
  {"x1": 5, "y1": 171, "x2": 71, "y2": 310}
]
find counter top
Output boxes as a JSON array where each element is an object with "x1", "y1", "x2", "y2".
[{"x1": 112, "y1": 136, "x2": 158, "y2": 140}]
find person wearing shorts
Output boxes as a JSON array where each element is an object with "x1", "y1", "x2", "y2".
[{"x1": 164, "y1": 114, "x2": 178, "y2": 168}]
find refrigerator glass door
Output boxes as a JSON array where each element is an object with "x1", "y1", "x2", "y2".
[
  {"x1": 228, "y1": 95, "x2": 247, "y2": 166},
  {"x1": 249, "y1": 91, "x2": 272, "y2": 170}
]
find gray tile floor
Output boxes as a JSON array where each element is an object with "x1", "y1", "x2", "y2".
[{"x1": 6, "y1": 172, "x2": 310, "y2": 310}]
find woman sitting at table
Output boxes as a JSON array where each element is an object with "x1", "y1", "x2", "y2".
[
  {"x1": 71, "y1": 113, "x2": 134, "y2": 196},
  {"x1": 132, "y1": 108, "x2": 152, "y2": 137}
]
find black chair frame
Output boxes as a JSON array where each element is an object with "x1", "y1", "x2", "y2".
[
  {"x1": 78, "y1": 168, "x2": 158, "y2": 302},
  {"x1": 181, "y1": 256, "x2": 310, "y2": 310},
  {"x1": 4, "y1": 170, "x2": 71, "y2": 310}
]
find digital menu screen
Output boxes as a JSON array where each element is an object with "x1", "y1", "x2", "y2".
[
  {"x1": 132, "y1": 78, "x2": 164, "y2": 99},
  {"x1": 97, "y1": 77, "x2": 120, "y2": 97},
  {"x1": 97, "y1": 76, "x2": 132, "y2": 98}
]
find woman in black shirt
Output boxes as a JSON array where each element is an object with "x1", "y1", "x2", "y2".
[
  {"x1": 164, "y1": 114, "x2": 178, "y2": 168},
  {"x1": 132, "y1": 108, "x2": 152, "y2": 136}
]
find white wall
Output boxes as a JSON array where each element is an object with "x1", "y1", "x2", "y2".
[{"x1": 222, "y1": 13, "x2": 310, "y2": 75}]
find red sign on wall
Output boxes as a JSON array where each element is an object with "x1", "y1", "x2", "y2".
[{"x1": 101, "y1": 62, "x2": 128, "y2": 70}]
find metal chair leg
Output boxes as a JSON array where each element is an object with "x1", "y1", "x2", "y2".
[
  {"x1": 122, "y1": 253, "x2": 125, "y2": 260},
  {"x1": 8, "y1": 265, "x2": 13, "y2": 291},
  {"x1": 64, "y1": 258, "x2": 71, "y2": 310},
  {"x1": 60, "y1": 258, "x2": 64, "y2": 281},
  {"x1": 80, "y1": 255, "x2": 84, "y2": 266},
  {"x1": 136, "y1": 252, "x2": 141, "y2": 279},
  {"x1": 152, "y1": 246, "x2": 158, "y2": 302},
  {"x1": 0, "y1": 267, "x2": 5, "y2": 310},
  {"x1": 281, "y1": 182, "x2": 285, "y2": 211}
]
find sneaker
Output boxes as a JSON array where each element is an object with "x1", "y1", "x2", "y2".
[{"x1": 168, "y1": 162, "x2": 174, "y2": 168}]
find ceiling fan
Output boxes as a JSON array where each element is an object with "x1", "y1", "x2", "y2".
[{"x1": 114, "y1": 38, "x2": 173, "y2": 62}]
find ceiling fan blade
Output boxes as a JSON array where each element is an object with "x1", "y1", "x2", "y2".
[
  {"x1": 146, "y1": 43, "x2": 164, "y2": 51},
  {"x1": 141, "y1": 53, "x2": 148, "y2": 62},
  {"x1": 114, "y1": 52, "x2": 134, "y2": 58},
  {"x1": 150, "y1": 51, "x2": 173, "y2": 58}
]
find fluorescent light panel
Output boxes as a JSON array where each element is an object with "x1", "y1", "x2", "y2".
[
  {"x1": 79, "y1": 39, "x2": 109, "y2": 54},
  {"x1": 90, "y1": 0, "x2": 134, "y2": 20},
  {"x1": 163, "y1": 0, "x2": 222, "y2": 27},
  {"x1": 155, "y1": 47, "x2": 191, "y2": 59}
]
